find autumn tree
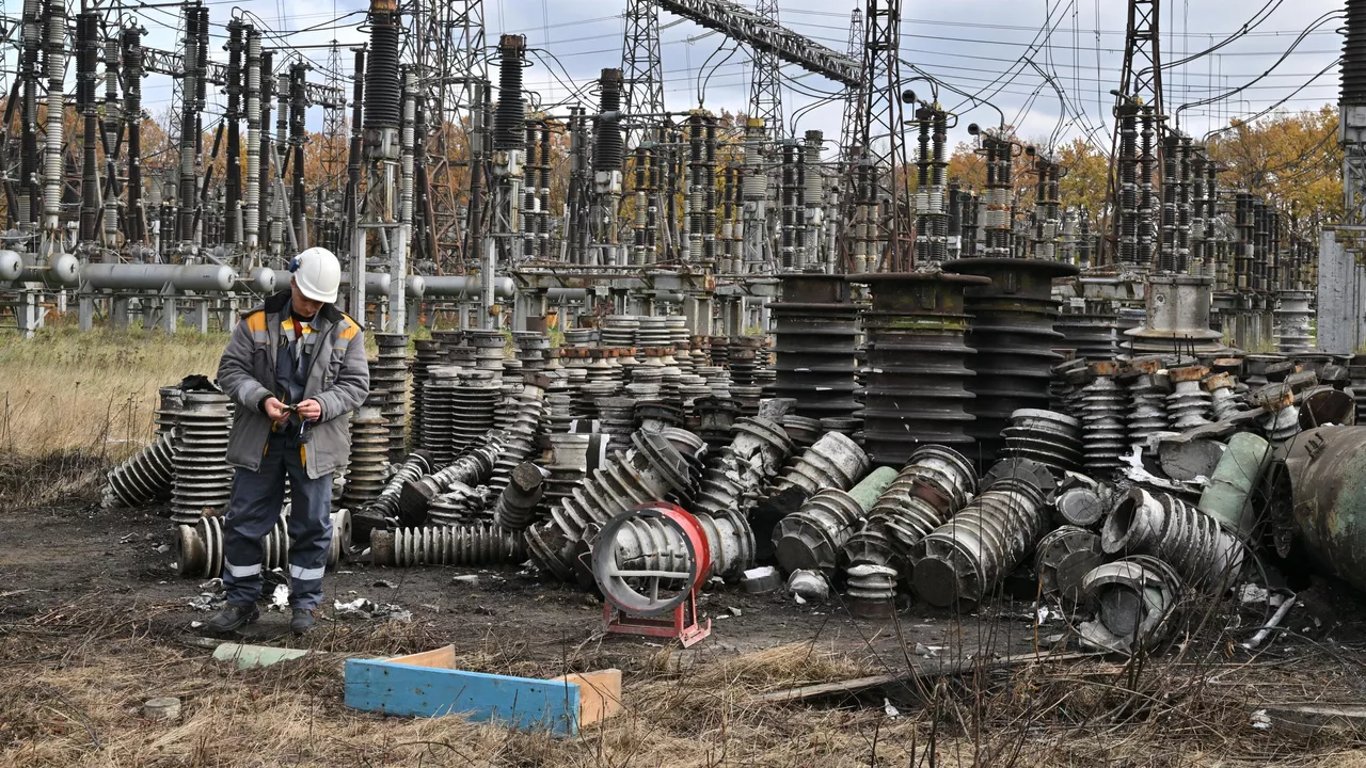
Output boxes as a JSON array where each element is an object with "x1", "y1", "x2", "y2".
[{"x1": 1207, "y1": 105, "x2": 1342, "y2": 228}]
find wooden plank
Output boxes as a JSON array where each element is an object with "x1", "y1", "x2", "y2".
[
  {"x1": 386, "y1": 645, "x2": 458, "y2": 670},
  {"x1": 1260, "y1": 703, "x2": 1366, "y2": 736},
  {"x1": 344, "y1": 658, "x2": 582, "y2": 736},
  {"x1": 551, "y1": 669, "x2": 623, "y2": 727},
  {"x1": 749, "y1": 651, "x2": 1100, "y2": 705}
]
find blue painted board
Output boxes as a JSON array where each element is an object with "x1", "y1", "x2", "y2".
[{"x1": 343, "y1": 658, "x2": 583, "y2": 736}]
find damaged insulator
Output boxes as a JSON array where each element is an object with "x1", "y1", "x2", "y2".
[
  {"x1": 912, "y1": 476, "x2": 1051, "y2": 610},
  {"x1": 170, "y1": 392, "x2": 234, "y2": 525},
  {"x1": 947, "y1": 257, "x2": 1077, "y2": 465},
  {"x1": 370, "y1": 525, "x2": 526, "y2": 567},
  {"x1": 693, "y1": 416, "x2": 794, "y2": 521},
  {"x1": 769, "y1": 273, "x2": 861, "y2": 422},
  {"x1": 999, "y1": 408, "x2": 1083, "y2": 475},
  {"x1": 493, "y1": 34, "x2": 527, "y2": 152},
  {"x1": 155, "y1": 385, "x2": 184, "y2": 435},
  {"x1": 773, "y1": 466, "x2": 898, "y2": 577},
  {"x1": 178, "y1": 509, "x2": 348, "y2": 578},
  {"x1": 427, "y1": 482, "x2": 486, "y2": 526},
  {"x1": 1261, "y1": 390, "x2": 1301, "y2": 443},
  {"x1": 841, "y1": 444, "x2": 978, "y2": 599},
  {"x1": 357, "y1": 450, "x2": 434, "y2": 539},
  {"x1": 526, "y1": 430, "x2": 698, "y2": 582},
  {"x1": 398, "y1": 438, "x2": 502, "y2": 525},
  {"x1": 1166, "y1": 365, "x2": 1214, "y2": 429},
  {"x1": 103, "y1": 431, "x2": 176, "y2": 509},
  {"x1": 771, "y1": 431, "x2": 870, "y2": 497},
  {"x1": 1079, "y1": 361, "x2": 1127, "y2": 474},
  {"x1": 371, "y1": 333, "x2": 410, "y2": 462},
  {"x1": 1124, "y1": 357, "x2": 1170, "y2": 455},
  {"x1": 493, "y1": 462, "x2": 549, "y2": 530},
  {"x1": 1034, "y1": 525, "x2": 1102, "y2": 603},
  {"x1": 1205, "y1": 372, "x2": 1248, "y2": 420},
  {"x1": 859, "y1": 272, "x2": 989, "y2": 463},
  {"x1": 420, "y1": 367, "x2": 500, "y2": 467},
  {"x1": 1102, "y1": 486, "x2": 1243, "y2": 590},
  {"x1": 1055, "y1": 485, "x2": 1107, "y2": 528},
  {"x1": 488, "y1": 383, "x2": 546, "y2": 492},
  {"x1": 340, "y1": 396, "x2": 390, "y2": 510},
  {"x1": 1077, "y1": 555, "x2": 1183, "y2": 654}
]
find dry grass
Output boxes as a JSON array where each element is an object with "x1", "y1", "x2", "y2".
[
  {"x1": 5, "y1": 595, "x2": 1366, "y2": 768},
  {"x1": 0, "y1": 327, "x2": 225, "y2": 458}
]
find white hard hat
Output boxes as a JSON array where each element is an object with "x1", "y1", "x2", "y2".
[{"x1": 290, "y1": 247, "x2": 341, "y2": 303}]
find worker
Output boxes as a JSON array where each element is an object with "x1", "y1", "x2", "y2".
[{"x1": 206, "y1": 247, "x2": 369, "y2": 635}]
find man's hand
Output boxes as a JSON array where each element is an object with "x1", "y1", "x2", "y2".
[
  {"x1": 295, "y1": 399, "x2": 323, "y2": 422},
  {"x1": 263, "y1": 397, "x2": 291, "y2": 424}
]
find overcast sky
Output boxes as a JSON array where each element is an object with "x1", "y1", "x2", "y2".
[{"x1": 15, "y1": 0, "x2": 1345, "y2": 154}]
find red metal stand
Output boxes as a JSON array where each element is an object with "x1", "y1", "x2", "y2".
[{"x1": 602, "y1": 589, "x2": 712, "y2": 647}]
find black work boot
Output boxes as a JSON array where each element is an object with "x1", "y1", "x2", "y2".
[
  {"x1": 205, "y1": 602, "x2": 260, "y2": 634},
  {"x1": 290, "y1": 608, "x2": 316, "y2": 635}
]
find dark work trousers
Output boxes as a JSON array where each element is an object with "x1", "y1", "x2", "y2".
[{"x1": 221, "y1": 431, "x2": 334, "y2": 610}]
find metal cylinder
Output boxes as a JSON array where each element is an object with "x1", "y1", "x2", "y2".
[
  {"x1": 1277, "y1": 427, "x2": 1366, "y2": 593},
  {"x1": 946, "y1": 257, "x2": 1077, "y2": 464},
  {"x1": 859, "y1": 272, "x2": 989, "y2": 463},
  {"x1": 82, "y1": 263, "x2": 238, "y2": 292}
]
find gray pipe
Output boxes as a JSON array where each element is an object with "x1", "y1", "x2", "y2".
[
  {"x1": 338, "y1": 271, "x2": 392, "y2": 296},
  {"x1": 83, "y1": 263, "x2": 237, "y2": 291},
  {"x1": 421, "y1": 275, "x2": 516, "y2": 298}
]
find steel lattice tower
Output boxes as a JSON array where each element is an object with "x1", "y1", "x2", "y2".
[
  {"x1": 749, "y1": 0, "x2": 783, "y2": 134},
  {"x1": 1106, "y1": 0, "x2": 1163, "y2": 268},
  {"x1": 838, "y1": 8, "x2": 865, "y2": 163},
  {"x1": 622, "y1": 0, "x2": 664, "y2": 146},
  {"x1": 410, "y1": 0, "x2": 486, "y2": 271},
  {"x1": 858, "y1": 0, "x2": 910, "y2": 272}
]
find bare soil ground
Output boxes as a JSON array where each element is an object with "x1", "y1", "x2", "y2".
[{"x1": 7, "y1": 464, "x2": 1366, "y2": 767}]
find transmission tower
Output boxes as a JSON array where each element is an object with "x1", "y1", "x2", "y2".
[
  {"x1": 410, "y1": 0, "x2": 485, "y2": 271},
  {"x1": 838, "y1": 8, "x2": 865, "y2": 163},
  {"x1": 1106, "y1": 0, "x2": 1163, "y2": 269},
  {"x1": 856, "y1": 0, "x2": 910, "y2": 272},
  {"x1": 622, "y1": 0, "x2": 664, "y2": 146},
  {"x1": 749, "y1": 0, "x2": 783, "y2": 133}
]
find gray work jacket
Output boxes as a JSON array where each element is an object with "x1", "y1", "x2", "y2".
[{"x1": 217, "y1": 290, "x2": 370, "y2": 479}]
